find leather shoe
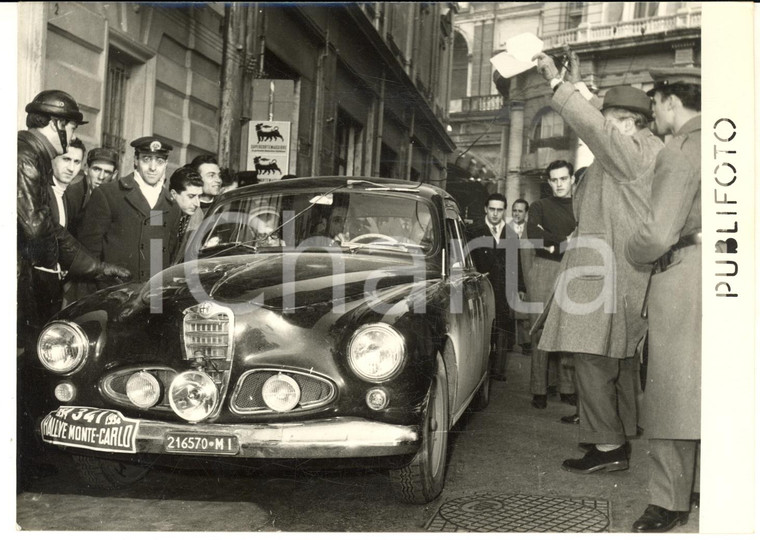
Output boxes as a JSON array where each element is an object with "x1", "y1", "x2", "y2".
[
  {"x1": 577, "y1": 441, "x2": 631, "y2": 459},
  {"x1": 531, "y1": 394, "x2": 547, "y2": 409},
  {"x1": 560, "y1": 393, "x2": 577, "y2": 406},
  {"x1": 562, "y1": 445, "x2": 629, "y2": 474},
  {"x1": 561, "y1": 413, "x2": 579, "y2": 425},
  {"x1": 632, "y1": 505, "x2": 688, "y2": 532}
]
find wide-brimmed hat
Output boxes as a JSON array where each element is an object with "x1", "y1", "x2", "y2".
[{"x1": 601, "y1": 86, "x2": 652, "y2": 119}]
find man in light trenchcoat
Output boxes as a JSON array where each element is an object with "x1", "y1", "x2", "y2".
[
  {"x1": 532, "y1": 46, "x2": 663, "y2": 474},
  {"x1": 626, "y1": 67, "x2": 701, "y2": 533}
]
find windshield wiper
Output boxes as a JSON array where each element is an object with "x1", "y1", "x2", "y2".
[
  {"x1": 346, "y1": 179, "x2": 420, "y2": 192},
  {"x1": 340, "y1": 240, "x2": 412, "y2": 254},
  {"x1": 201, "y1": 241, "x2": 259, "y2": 257}
]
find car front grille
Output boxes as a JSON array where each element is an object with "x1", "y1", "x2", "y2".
[
  {"x1": 230, "y1": 369, "x2": 336, "y2": 414},
  {"x1": 183, "y1": 310, "x2": 231, "y2": 360}
]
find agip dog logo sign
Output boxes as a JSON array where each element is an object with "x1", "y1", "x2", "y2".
[{"x1": 247, "y1": 120, "x2": 290, "y2": 181}]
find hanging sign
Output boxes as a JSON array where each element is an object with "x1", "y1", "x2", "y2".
[{"x1": 246, "y1": 120, "x2": 291, "y2": 181}]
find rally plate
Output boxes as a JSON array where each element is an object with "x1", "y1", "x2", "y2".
[
  {"x1": 40, "y1": 406, "x2": 139, "y2": 453},
  {"x1": 164, "y1": 432, "x2": 240, "y2": 455}
]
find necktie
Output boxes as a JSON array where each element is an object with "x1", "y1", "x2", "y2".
[
  {"x1": 177, "y1": 214, "x2": 190, "y2": 241},
  {"x1": 491, "y1": 225, "x2": 498, "y2": 236}
]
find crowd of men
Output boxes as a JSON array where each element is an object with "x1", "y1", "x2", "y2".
[
  {"x1": 16, "y1": 91, "x2": 233, "y2": 490},
  {"x1": 469, "y1": 44, "x2": 701, "y2": 533},
  {"x1": 17, "y1": 42, "x2": 701, "y2": 532}
]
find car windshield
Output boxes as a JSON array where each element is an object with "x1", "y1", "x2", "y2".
[{"x1": 189, "y1": 189, "x2": 437, "y2": 260}]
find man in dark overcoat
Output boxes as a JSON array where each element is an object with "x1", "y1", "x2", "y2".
[
  {"x1": 626, "y1": 67, "x2": 702, "y2": 533},
  {"x1": 78, "y1": 136, "x2": 181, "y2": 285},
  {"x1": 532, "y1": 46, "x2": 663, "y2": 473},
  {"x1": 467, "y1": 192, "x2": 523, "y2": 381}
]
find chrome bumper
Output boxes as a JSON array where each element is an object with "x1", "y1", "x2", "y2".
[{"x1": 42, "y1": 410, "x2": 420, "y2": 459}]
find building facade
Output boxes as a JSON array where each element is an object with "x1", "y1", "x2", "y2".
[
  {"x1": 449, "y1": 1, "x2": 701, "y2": 205},
  {"x1": 18, "y1": 3, "x2": 457, "y2": 185}
]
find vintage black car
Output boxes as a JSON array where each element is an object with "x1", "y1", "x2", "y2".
[{"x1": 35, "y1": 177, "x2": 495, "y2": 503}]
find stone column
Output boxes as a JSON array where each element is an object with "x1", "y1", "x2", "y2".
[
  {"x1": 17, "y1": 3, "x2": 47, "y2": 127},
  {"x1": 504, "y1": 101, "x2": 524, "y2": 203}
]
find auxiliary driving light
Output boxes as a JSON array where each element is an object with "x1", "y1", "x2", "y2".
[
  {"x1": 126, "y1": 371, "x2": 161, "y2": 409},
  {"x1": 54, "y1": 382, "x2": 76, "y2": 402},
  {"x1": 261, "y1": 374, "x2": 301, "y2": 412},
  {"x1": 169, "y1": 371, "x2": 219, "y2": 422},
  {"x1": 37, "y1": 322, "x2": 89, "y2": 374},
  {"x1": 365, "y1": 388, "x2": 389, "y2": 410}
]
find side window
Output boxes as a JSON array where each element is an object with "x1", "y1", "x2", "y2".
[{"x1": 446, "y1": 218, "x2": 467, "y2": 271}]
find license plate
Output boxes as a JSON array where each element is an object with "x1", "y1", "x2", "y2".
[
  {"x1": 40, "y1": 407, "x2": 139, "y2": 453},
  {"x1": 164, "y1": 433, "x2": 240, "y2": 455}
]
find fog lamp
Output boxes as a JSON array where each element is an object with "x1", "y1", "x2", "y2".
[
  {"x1": 365, "y1": 388, "x2": 389, "y2": 410},
  {"x1": 126, "y1": 371, "x2": 161, "y2": 408},
  {"x1": 261, "y1": 374, "x2": 301, "y2": 412},
  {"x1": 169, "y1": 371, "x2": 218, "y2": 422},
  {"x1": 54, "y1": 382, "x2": 76, "y2": 402}
]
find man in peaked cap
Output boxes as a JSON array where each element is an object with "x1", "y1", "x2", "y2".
[
  {"x1": 531, "y1": 44, "x2": 664, "y2": 475},
  {"x1": 626, "y1": 66, "x2": 701, "y2": 533},
  {"x1": 65, "y1": 146, "x2": 120, "y2": 235},
  {"x1": 78, "y1": 135, "x2": 180, "y2": 284}
]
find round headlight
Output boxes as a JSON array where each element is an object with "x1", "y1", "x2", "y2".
[
  {"x1": 261, "y1": 374, "x2": 301, "y2": 412},
  {"x1": 348, "y1": 323, "x2": 406, "y2": 382},
  {"x1": 37, "y1": 322, "x2": 89, "y2": 374},
  {"x1": 126, "y1": 371, "x2": 161, "y2": 409},
  {"x1": 169, "y1": 371, "x2": 218, "y2": 422}
]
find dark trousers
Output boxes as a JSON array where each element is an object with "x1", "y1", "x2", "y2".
[{"x1": 574, "y1": 353, "x2": 638, "y2": 445}]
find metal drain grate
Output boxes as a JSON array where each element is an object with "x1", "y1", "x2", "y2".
[{"x1": 426, "y1": 492, "x2": 610, "y2": 532}]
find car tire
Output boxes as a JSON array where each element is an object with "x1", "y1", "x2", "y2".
[
  {"x1": 469, "y1": 374, "x2": 491, "y2": 411},
  {"x1": 389, "y1": 355, "x2": 449, "y2": 504},
  {"x1": 71, "y1": 455, "x2": 150, "y2": 490}
]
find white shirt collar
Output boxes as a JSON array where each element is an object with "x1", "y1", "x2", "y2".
[
  {"x1": 133, "y1": 171, "x2": 165, "y2": 208},
  {"x1": 485, "y1": 218, "x2": 505, "y2": 238}
]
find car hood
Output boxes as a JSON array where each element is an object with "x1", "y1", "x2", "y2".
[{"x1": 139, "y1": 252, "x2": 432, "y2": 313}]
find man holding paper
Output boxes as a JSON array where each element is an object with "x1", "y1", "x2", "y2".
[{"x1": 530, "y1": 45, "x2": 662, "y2": 474}]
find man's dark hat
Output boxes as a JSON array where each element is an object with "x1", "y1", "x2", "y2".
[
  {"x1": 130, "y1": 136, "x2": 173, "y2": 156},
  {"x1": 646, "y1": 66, "x2": 701, "y2": 96},
  {"x1": 601, "y1": 86, "x2": 652, "y2": 119},
  {"x1": 87, "y1": 147, "x2": 119, "y2": 167}
]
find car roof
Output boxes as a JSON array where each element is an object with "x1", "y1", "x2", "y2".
[{"x1": 219, "y1": 176, "x2": 452, "y2": 203}]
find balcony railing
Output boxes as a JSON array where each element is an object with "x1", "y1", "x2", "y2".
[
  {"x1": 542, "y1": 10, "x2": 701, "y2": 48},
  {"x1": 449, "y1": 94, "x2": 504, "y2": 114}
]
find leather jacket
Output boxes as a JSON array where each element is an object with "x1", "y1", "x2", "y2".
[{"x1": 17, "y1": 130, "x2": 102, "y2": 277}]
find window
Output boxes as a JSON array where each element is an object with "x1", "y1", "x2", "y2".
[
  {"x1": 537, "y1": 110, "x2": 565, "y2": 140},
  {"x1": 334, "y1": 109, "x2": 364, "y2": 176},
  {"x1": 102, "y1": 48, "x2": 129, "y2": 154},
  {"x1": 529, "y1": 109, "x2": 568, "y2": 153},
  {"x1": 634, "y1": 2, "x2": 660, "y2": 19},
  {"x1": 566, "y1": 2, "x2": 585, "y2": 29}
]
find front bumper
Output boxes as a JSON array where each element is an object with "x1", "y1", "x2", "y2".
[{"x1": 40, "y1": 408, "x2": 420, "y2": 459}]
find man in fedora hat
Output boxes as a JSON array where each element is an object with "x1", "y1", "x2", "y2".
[
  {"x1": 531, "y1": 45, "x2": 663, "y2": 474},
  {"x1": 626, "y1": 66, "x2": 701, "y2": 533},
  {"x1": 78, "y1": 136, "x2": 181, "y2": 284}
]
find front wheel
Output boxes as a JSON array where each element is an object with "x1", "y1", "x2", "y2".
[
  {"x1": 71, "y1": 454, "x2": 150, "y2": 490},
  {"x1": 389, "y1": 355, "x2": 449, "y2": 504}
]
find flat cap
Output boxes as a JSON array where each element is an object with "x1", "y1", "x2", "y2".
[
  {"x1": 647, "y1": 66, "x2": 701, "y2": 96},
  {"x1": 130, "y1": 136, "x2": 173, "y2": 155},
  {"x1": 601, "y1": 86, "x2": 652, "y2": 119},
  {"x1": 87, "y1": 147, "x2": 119, "y2": 167}
]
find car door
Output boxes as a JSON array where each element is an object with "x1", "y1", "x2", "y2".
[{"x1": 444, "y1": 209, "x2": 486, "y2": 416}]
